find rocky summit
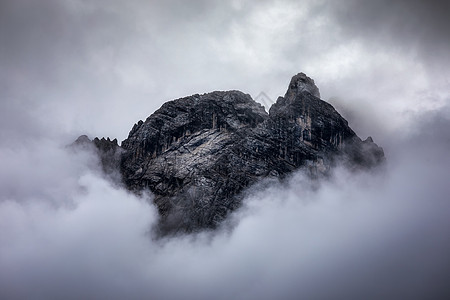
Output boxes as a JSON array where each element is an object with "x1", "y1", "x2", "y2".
[{"x1": 75, "y1": 73, "x2": 384, "y2": 235}]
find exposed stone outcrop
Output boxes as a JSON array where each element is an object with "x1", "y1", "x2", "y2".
[{"x1": 74, "y1": 73, "x2": 384, "y2": 235}]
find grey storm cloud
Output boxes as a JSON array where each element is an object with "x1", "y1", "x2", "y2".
[
  {"x1": 1, "y1": 0, "x2": 450, "y2": 299},
  {"x1": 327, "y1": 0, "x2": 450, "y2": 67},
  {"x1": 1, "y1": 0, "x2": 449, "y2": 142}
]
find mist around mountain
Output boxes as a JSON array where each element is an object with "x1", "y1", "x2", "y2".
[
  {"x1": 1, "y1": 82, "x2": 450, "y2": 300},
  {"x1": 1, "y1": 0, "x2": 450, "y2": 299},
  {"x1": 72, "y1": 73, "x2": 384, "y2": 236}
]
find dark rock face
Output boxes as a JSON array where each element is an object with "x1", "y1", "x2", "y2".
[
  {"x1": 76, "y1": 73, "x2": 384, "y2": 235},
  {"x1": 120, "y1": 91, "x2": 272, "y2": 233},
  {"x1": 268, "y1": 74, "x2": 383, "y2": 170}
]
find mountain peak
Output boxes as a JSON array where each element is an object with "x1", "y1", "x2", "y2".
[
  {"x1": 76, "y1": 72, "x2": 384, "y2": 236},
  {"x1": 286, "y1": 72, "x2": 321, "y2": 99}
]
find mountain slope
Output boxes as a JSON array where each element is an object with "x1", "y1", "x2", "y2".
[{"x1": 76, "y1": 73, "x2": 384, "y2": 235}]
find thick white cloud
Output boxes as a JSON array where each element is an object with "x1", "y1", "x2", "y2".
[{"x1": 1, "y1": 111, "x2": 450, "y2": 299}]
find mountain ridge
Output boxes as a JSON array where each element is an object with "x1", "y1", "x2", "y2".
[{"x1": 74, "y1": 73, "x2": 385, "y2": 235}]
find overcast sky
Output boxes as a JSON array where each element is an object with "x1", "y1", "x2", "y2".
[
  {"x1": 1, "y1": 0, "x2": 448, "y2": 143},
  {"x1": 1, "y1": 0, "x2": 450, "y2": 299}
]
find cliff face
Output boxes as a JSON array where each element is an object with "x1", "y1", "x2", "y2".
[
  {"x1": 268, "y1": 73, "x2": 384, "y2": 169},
  {"x1": 120, "y1": 91, "x2": 274, "y2": 233},
  {"x1": 77, "y1": 73, "x2": 384, "y2": 235}
]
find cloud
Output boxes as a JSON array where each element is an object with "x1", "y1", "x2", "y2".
[
  {"x1": 325, "y1": 0, "x2": 450, "y2": 68},
  {"x1": 1, "y1": 109, "x2": 450, "y2": 300},
  {"x1": 1, "y1": 0, "x2": 448, "y2": 143}
]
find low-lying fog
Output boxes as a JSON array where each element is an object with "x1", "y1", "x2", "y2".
[{"x1": 1, "y1": 109, "x2": 450, "y2": 300}]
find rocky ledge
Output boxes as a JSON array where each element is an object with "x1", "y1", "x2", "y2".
[{"x1": 75, "y1": 73, "x2": 384, "y2": 235}]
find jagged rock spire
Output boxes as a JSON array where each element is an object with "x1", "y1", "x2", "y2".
[{"x1": 285, "y1": 72, "x2": 321, "y2": 99}]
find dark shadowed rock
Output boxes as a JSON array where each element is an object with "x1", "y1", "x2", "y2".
[
  {"x1": 285, "y1": 72, "x2": 321, "y2": 98},
  {"x1": 75, "y1": 73, "x2": 384, "y2": 235}
]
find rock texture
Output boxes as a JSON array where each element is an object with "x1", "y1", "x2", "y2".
[{"x1": 76, "y1": 73, "x2": 384, "y2": 235}]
